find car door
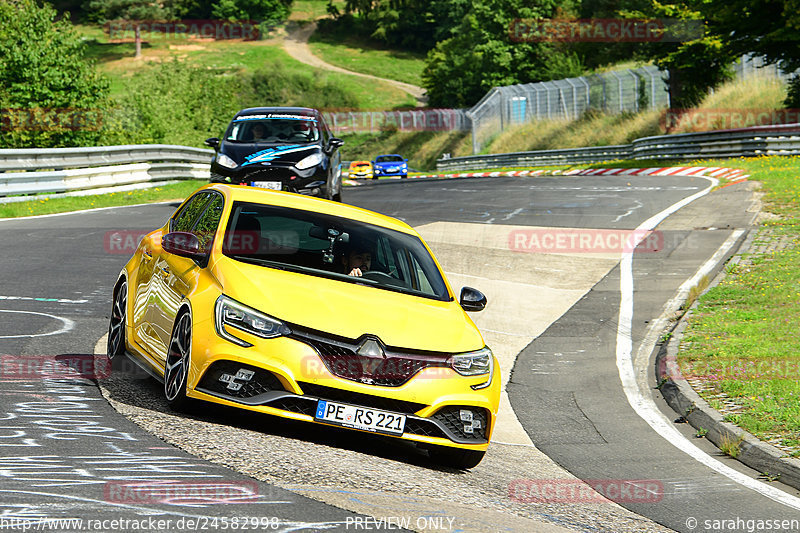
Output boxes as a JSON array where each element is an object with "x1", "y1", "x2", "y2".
[
  {"x1": 151, "y1": 192, "x2": 225, "y2": 362},
  {"x1": 140, "y1": 192, "x2": 212, "y2": 360}
]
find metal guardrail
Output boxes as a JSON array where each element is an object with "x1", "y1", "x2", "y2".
[
  {"x1": 0, "y1": 144, "x2": 213, "y2": 198},
  {"x1": 437, "y1": 145, "x2": 632, "y2": 171},
  {"x1": 437, "y1": 123, "x2": 800, "y2": 171}
]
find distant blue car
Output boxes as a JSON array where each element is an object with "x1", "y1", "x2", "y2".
[{"x1": 372, "y1": 154, "x2": 408, "y2": 179}]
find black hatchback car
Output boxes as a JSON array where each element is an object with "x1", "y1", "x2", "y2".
[{"x1": 205, "y1": 107, "x2": 345, "y2": 201}]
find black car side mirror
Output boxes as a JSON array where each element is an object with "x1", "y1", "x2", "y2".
[
  {"x1": 162, "y1": 232, "x2": 205, "y2": 261},
  {"x1": 460, "y1": 287, "x2": 487, "y2": 312},
  {"x1": 326, "y1": 137, "x2": 344, "y2": 153},
  {"x1": 205, "y1": 137, "x2": 220, "y2": 148}
]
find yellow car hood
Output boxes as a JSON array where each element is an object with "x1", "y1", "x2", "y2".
[{"x1": 212, "y1": 256, "x2": 484, "y2": 353}]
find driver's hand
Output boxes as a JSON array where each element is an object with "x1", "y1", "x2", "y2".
[{"x1": 348, "y1": 267, "x2": 363, "y2": 277}]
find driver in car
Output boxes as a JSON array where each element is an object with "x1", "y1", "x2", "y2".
[{"x1": 342, "y1": 245, "x2": 372, "y2": 277}]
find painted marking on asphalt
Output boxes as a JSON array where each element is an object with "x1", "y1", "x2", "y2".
[
  {"x1": 0, "y1": 310, "x2": 74, "y2": 339},
  {"x1": 0, "y1": 296, "x2": 88, "y2": 304},
  {"x1": 616, "y1": 178, "x2": 800, "y2": 510}
]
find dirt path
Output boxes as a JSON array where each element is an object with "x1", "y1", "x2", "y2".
[{"x1": 282, "y1": 22, "x2": 428, "y2": 106}]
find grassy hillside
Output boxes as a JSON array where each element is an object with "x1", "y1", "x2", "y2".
[
  {"x1": 77, "y1": 23, "x2": 415, "y2": 111},
  {"x1": 481, "y1": 75, "x2": 788, "y2": 154},
  {"x1": 308, "y1": 23, "x2": 426, "y2": 86}
]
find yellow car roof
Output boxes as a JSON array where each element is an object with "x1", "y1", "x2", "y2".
[{"x1": 202, "y1": 183, "x2": 416, "y2": 235}]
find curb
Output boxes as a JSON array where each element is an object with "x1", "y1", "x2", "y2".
[
  {"x1": 345, "y1": 166, "x2": 749, "y2": 184},
  {"x1": 655, "y1": 229, "x2": 800, "y2": 489}
]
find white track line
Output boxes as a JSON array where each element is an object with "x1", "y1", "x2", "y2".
[{"x1": 616, "y1": 177, "x2": 800, "y2": 510}]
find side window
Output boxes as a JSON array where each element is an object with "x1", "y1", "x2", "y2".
[
  {"x1": 172, "y1": 193, "x2": 211, "y2": 232},
  {"x1": 192, "y1": 195, "x2": 224, "y2": 251},
  {"x1": 319, "y1": 115, "x2": 330, "y2": 144},
  {"x1": 410, "y1": 254, "x2": 434, "y2": 295}
]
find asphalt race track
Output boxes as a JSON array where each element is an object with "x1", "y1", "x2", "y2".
[{"x1": 1, "y1": 175, "x2": 798, "y2": 532}]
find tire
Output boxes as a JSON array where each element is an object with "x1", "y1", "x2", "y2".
[
  {"x1": 428, "y1": 445, "x2": 486, "y2": 469},
  {"x1": 333, "y1": 192, "x2": 342, "y2": 202},
  {"x1": 164, "y1": 311, "x2": 194, "y2": 412},
  {"x1": 107, "y1": 280, "x2": 127, "y2": 360},
  {"x1": 400, "y1": 174, "x2": 407, "y2": 179}
]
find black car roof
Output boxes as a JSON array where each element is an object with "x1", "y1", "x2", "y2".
[{"x1": 235, "y1": 107, "x2": 320, "y2": 119}]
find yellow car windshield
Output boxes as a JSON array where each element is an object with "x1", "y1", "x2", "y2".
[{"x1": 221, "y1": 202, "x2": 450, "y2": 301}]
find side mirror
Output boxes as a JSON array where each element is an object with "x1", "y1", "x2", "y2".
[
  {"x1": 205, "y1": 137, "x2": 220, "y2": 148},
  {"x1": 326, "y1": 137, "x2": 344, "y2": 153},
  {"x1": 162, "y1": 232, "x2": 205, "y2": 260},
  {"x1": 460, "y1": 287, "x2": 487, "y2": 312}
]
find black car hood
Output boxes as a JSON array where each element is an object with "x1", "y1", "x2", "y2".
[{"x1": 220, "y1": 142, "x2": 319, "y2": 167}]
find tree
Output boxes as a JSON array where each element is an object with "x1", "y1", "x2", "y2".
[
  {"x1": 623, "y1": 2, "x2": 736, "y2": 109},
  {"x1": 421, "y1": 0, "x2": 583, "y2": 107},
  {"x1": 211, "y1": 0, "x2": 293, "y2": 23},
  {"x1": 84, "y1": 0, "x2": 175, "y2": 58},
  {"x1": 0, "y1": 0, "x2": 109, "y2": 147}
]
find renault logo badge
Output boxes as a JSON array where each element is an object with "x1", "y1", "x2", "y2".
[{"x1": 356, "y1": 338, "x2": 385, "y2": 377}]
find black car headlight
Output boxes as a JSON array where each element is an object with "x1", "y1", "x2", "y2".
[
  {"x1": 214, "y1": 295, "x2": 291, "y2": 347},
  {"x1": 216, "y1": 154, "x2": 237, "y2": 169},
  {"x1": 448, "y1": 347, "x2": 494, "y2": 390},
  {"x1": 295, "y1": 152, "x2": 323, "y2": 170}
]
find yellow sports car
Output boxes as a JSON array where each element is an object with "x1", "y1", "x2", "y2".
[
  {"x1": 108, "y1": 184, "x2": 499, "y2": 468},
  {"x1": 347, "y1": 160, "x2": 374, "y2": 179}
]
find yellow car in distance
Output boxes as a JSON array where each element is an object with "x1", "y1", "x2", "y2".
[
  {"x1": 108, "y1": 184, "x2": 499, "y2": 468},
  {"x1": 347, "y1": 160, "x2": 374, "y2": 179}
]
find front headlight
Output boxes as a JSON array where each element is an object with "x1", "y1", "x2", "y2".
[
  {"x1": 449, "y1": 347, "x2": 494, "y2": 390},
  {"x1": 216, "y1": 154, "x2": 237, "y2": 169},
  {"x1": 295, "y1": 152, "x2": 323, "y2": 170},
  {"x1": 214, "y1": 295, "x2": 291, "y2": 347}
]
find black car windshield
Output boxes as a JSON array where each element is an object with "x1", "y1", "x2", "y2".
[
  {"x1": 375, "y1": 155, "x2": 404, "y2": 163},
  {"x1": 225, "y1": 116, "x2": 321, "y2": 143},
  {"x1": 222, "y1": 202, "x2": 451, "y2": 301}
]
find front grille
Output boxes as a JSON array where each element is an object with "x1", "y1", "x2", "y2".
[
  {"x1": 290, "y1": 329, "x2": 449, "y2": 387},
  {"x1": 270, "y1": 396, "x2": 317, "y2": 416},
  {"x1": 244, "y1": 168, "x2": 295, "y2": 185},
  {"x1": 433, "y1": 406, "x2": 489, "y2": 442},
  {"x1": 297, "y1": 382, "x2": 427, "y2": 415},
  {"x1": 198, "y1": 361, "x2": 284, "y2": 399},
  {"x1": 405, "y1": 418, "x2": 448, "y2": 439}
]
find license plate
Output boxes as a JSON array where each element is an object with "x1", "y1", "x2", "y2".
[
  {"x1": 251, "y1": 181, "x2": 282, "y2": 190},
  {"x1": 315, "y1": 400, "x2": 406, "y2": 436}
]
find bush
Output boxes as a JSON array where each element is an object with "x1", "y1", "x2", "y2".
[
  {"x1": 0, "y1": 0, "x2": 109, "y2": 148},
  {"x1": 101, "y1": 59, "x2": 360, "y2": 147}
]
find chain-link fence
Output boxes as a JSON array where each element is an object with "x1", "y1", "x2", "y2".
[
  {"x1": 467, "y1": 66, "x2": 669, "y2": 153},
  {"x1": 466, "y1": 55, "x2": 798, "y2": 153}
]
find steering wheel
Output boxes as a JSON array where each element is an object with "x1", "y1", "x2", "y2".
[{"x1": 360, "y1": 271, "x2": 395, "y2": 283}]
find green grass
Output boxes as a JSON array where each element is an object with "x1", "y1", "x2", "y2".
[
  {"x1": 75, "y1": 23, "x2": 415, "y2": 110},
  {"x1": 482, "y1": 75, "x2": 789, "y2": 155},
  {"x1": 671, "y1": 155, "x2": 800, "y2": 455},
  {"x1": 0, "y1": 181, "x2": 205, "y2": 219},
  {"x1": 308, "y1": 31, "x2": 426, "y2": 87}
]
